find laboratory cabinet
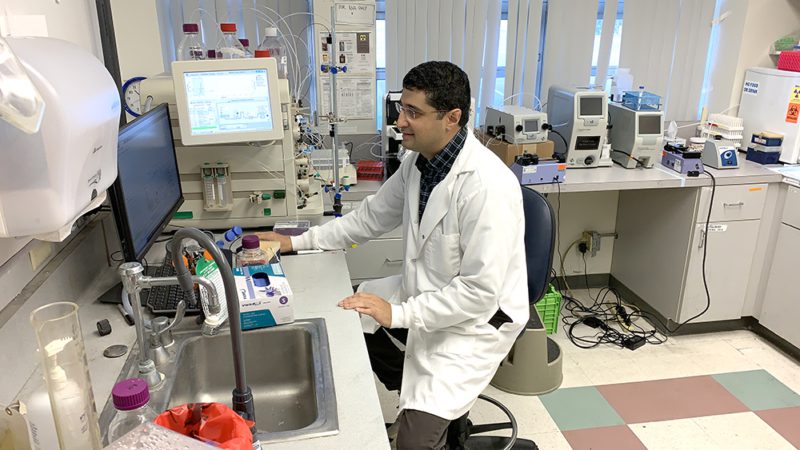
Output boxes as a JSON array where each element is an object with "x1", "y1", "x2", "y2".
[
  {"x1": 612, "y1": 183, "x2": 768, "y2": 324},
  {"x1": 760, "y1": 185, "x2": 800, "y2": 348}
]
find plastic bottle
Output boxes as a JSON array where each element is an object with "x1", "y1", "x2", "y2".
[
  {"x1": 106, "y1": 379, "x2": 158, "y2": 445},
  {"x1": 612, "y1": 68, "x2": 633, "y2": 102},
  {"x1": 176, "y1": 23, "x2": 206, "y2": 61},
  {"x1": 237, "y1": 235, "x2": 270, "y2": 267},
  {"x1": 216, "y1": 168, "x2": 228, "y2": 207},
  {"x1": 239, "y1": 38, "x2": 253, "y2": 58},
  {"x1": 217, "y1": 23, "x2": 246, "y2": 59},
  {"x1": 256, "y1": 27, "x2": 288, "y2": 78}
]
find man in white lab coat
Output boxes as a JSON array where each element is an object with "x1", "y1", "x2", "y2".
[{"x1": 261, "y1": 61, "x2": 528, "y2": 449}]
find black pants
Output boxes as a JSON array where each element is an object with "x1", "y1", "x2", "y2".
[{"x1": 364, "y1": 327, "x2": 470, "y2": 449}]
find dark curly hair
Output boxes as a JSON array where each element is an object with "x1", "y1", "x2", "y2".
[{"x1": 402, "y1": 61, "x2": 471, "y2": 127}]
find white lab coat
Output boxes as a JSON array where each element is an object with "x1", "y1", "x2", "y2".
[{"x1": 292, "y1": 132, "x2": 529, "y2": 420}]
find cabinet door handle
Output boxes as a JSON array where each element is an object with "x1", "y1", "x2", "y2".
[
  {"x1": 723, "y1": 201, "x2": 744, "y2": 207},
  {"x1": 698, "y1": 229, "x2": 706, "y2": 249},
  {"x1": 384, "y1": 258, "x2": 403, "y2": 265}
]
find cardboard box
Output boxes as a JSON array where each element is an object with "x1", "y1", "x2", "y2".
[
  {"x1": 477, "y1": 131, "x2": 556, "y2": 166},
  {"x1": 234, "y1": 261, "x2": 294, "y2": 330}
]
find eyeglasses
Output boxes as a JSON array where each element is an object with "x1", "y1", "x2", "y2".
[{"x1": 394, "y1": 102, "x2": 450, "y2": 120}]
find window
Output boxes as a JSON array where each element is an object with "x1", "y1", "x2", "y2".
[
  {"x1": 590, "y1": 1, "x2": 625, "y2": 91},
  {"x1": 376, "y1": 17, "x2": 386, "y2": 129}
]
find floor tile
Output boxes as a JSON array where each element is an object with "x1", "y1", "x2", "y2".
[
  {"x1": 562, "y1": 425, "x2": 646, "y2": 450},
  {"x1": 693, "y1": 412, "x2": 795, "y2": 450},
  {"x1": 629, "y1": 417, "x2": 717, "y2": 450},
  {"x1": 516, "y1": 431, "x2": 572, "y2": 450},
  {"x1": 597, "y1": 375, "x2": 749, "y2": 423},
  {"x1": 713, "y1": 369, "x2": 800, "y2": 411},
  {"x1": 755, "y1": 406, "x2": 800, "y2": 448},
  {"x1": 539, "y1": 386, "x2": 624, "y2": 431}
]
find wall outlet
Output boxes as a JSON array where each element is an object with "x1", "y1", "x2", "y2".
[
  {"x1": 29, "y1": 241, "x2": 54, "y2": 271},
  {"x1": 580, "y1": 231, "x2": 602, "y2": 257}
]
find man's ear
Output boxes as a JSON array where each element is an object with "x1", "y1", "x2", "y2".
[{"x1": 448, "y1": 109, "x2": 463, "y2": 129}]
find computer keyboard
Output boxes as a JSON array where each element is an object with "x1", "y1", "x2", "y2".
[{"x1": 142, "y1": 261, "x2": 202, "y2": 316}]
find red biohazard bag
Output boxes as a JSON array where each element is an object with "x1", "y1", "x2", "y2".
[{"x1": 154, "y1": 403, "x2": 254, "y2": 450}]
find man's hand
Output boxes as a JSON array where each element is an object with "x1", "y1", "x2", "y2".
[
  {"x1": 255, "y1": 231, "x2": 293, "y2": 253},
  {"x1": 338, "y1": 292, "x2": 392, "y2": 328}
]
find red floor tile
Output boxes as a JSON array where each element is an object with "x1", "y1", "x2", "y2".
[
  {"x1": 756, "y1": 406, "x2": 800, "y2": 448},
  {"x1": 596, "y1": 375, "x2": 749, "y2": 423},
  {"x1": 562, "y1": 425, "x2": 647, "y2": 450}
]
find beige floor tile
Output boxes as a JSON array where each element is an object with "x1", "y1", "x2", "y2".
[
  {"x1": 630, "y1": 417, "x2": 722, "y2": 450},
  {"x1": 693, "y1": 412, "x2": 796, "y2": 450}
]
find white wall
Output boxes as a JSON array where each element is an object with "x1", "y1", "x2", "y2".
[
  {"x1": 709, "y1": 0, "x2": 800, "y2": 114},
  {"x1": 111, "y1": 0, "x2": 167, "y2": 80}
]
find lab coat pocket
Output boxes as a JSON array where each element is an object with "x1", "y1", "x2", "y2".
[
  {"x1": 426, "y1": 332, "x2": 476, "y2": 356},
  {"x1": 423, "y1": 232, "x2": 461, "y2": 279}
]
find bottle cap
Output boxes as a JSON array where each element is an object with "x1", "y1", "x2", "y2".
[
  {"x1": 242, "y1": 235, "x2": 260, "y2": 250},
  {"x1": 263, "y1": 27, "x2": 278, "y2": 37},
  {"x1": 182, "y1": 23, "x2": 199, "y2": 33},
  {"x1": 112, "y1": 378, "x2": 150, "y2": 411},
  {"x1": 220, "y1": 23, "x2": 237, "y2": 33},
  {"x1": 254, "y1": 50, "x2": 271, "y2": 58},
  {"x1": 239, "y1": 38, "x2": 249, "y2": 47},
  {"x1": 207, "y1": 49, "x2": 217, "y2": 58}
]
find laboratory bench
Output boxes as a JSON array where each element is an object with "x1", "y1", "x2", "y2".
[{"x1": 0, "y1": 236, "x2": 389, "y2": 449}]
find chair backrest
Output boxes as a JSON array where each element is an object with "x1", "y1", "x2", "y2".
[{"x1": 521, "y1": 187, "x2": 556, "y2": 305}]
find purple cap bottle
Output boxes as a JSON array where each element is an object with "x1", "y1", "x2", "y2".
[
  {"x1": 242, "y1": 235, "x2": 260, "y2": 250},
  {"x1": 111, "y1": 378, "x2": 150, "y2": 411}
]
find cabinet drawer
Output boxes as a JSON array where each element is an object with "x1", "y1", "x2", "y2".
[
  {"x1": 697, "y1": 184, "x2": 767, "y2": 222},
  {"x1": 782, "y1": 185, "x2": 800, "y2": 229},
  {"x1": 345, "y1": 238, "x2": 404, "y2": 281}
]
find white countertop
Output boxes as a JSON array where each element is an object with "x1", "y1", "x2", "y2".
[
  {"x1": 3, "y1": 249, "x2": 389, "y2": 449},
  {"x1": 529, "y1": 159, "x2": 783, "y2": 194}
]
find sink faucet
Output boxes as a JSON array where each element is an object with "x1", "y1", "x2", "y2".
[{"x1": 118, "y1": 227, "x2": 256, "y2": 425}]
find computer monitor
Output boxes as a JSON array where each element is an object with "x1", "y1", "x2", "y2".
[
  {"x1": 172, "y1": 58, "x2": 284, "y2": 146},
  {"x1": 108, "y1": 103, "x2": 183, "y2": 262}
]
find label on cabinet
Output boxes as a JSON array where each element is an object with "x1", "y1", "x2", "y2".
[{"x1": 708, "y1": 224, "x2": 727, "y2": 232}]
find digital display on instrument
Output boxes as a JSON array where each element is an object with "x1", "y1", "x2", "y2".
[
  {"x1": 523, "y1": 119, "x2": 539, "y2": 132},
  {"x1": 579, "y1": 96, "x2": 604, "y2": 117},
  {"x1": 638, "y1": 115, "x2": 661, "y2": 135}
]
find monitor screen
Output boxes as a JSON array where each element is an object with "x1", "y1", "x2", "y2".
[
  {"x1": 184, "y1": 69, "x2": 275, "y2": 136},
  {"x1": 638, "y1": 115, "x2": 661, "y2": 135},
  {"x1": 172, "y1": 58, "x2": 284, "y2": 145},
  {"x1": 524, "y1": 119, "x2": 539, "y2": 132},
  {"x1": 108, "y1": 104, "x2": 183, "y2": 262},
  {"x1": 579, "y1": 96, "x2": 604, "y2": 117}
]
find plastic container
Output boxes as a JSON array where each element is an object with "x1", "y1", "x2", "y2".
[
  {"x1": 256, "y1": 27, "x2": 288, "y2": 78},
  {"x1": 356, "y1": 160, "x2": 384, "y2": 181},
  {"x1": 622, "y1": 88, "x2": 661, "y2": 111},
  {"x1": 238, "y1": 38, "x2": 252, "y2": 57},
  {"x1": 106, "y1": 379, "x2": 158, "y2": 445},
  {"x1": 217, "y1": 23, "x2": 246, "y2": 59},
  {"x1": 611, "y1": 68, "x2": 632, "y2": 102},
  {"x1": 30, "y1": 302, "x2": 102, "y2": 449},
  {"x1": 534, "y1": 285, "x2": 562, "y2": 335},
  {"x1": 236, "y1": 235, "x2": 270, "y2": 267},
  {"x1": 176, "y1": 23, "x2": 206, "y2": 61}
]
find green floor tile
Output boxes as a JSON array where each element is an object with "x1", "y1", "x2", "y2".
[
  {"x1": 540, "y1": 386, "x2": 625, "y2": 431},
  {"x1": 713, "y1": 369, "x2": 800, "y2": 411}
]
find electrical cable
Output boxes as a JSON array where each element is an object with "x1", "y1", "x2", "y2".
[
  {"x1": 663, "y1": 170, "x2": 716, "y2": 334},
  {"x1": 610, "y1": 149, "x2": 645, "y2": 168},
  {"x1": 548, "y1": 128, "x2": 569, "y2": 161}
]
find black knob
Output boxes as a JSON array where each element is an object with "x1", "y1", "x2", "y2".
[
  {"x1": 584, "y1": 156, "x2": 595, "y2": 165},
  {"x1": 515, "y1": 124, "x2": 523, "y2": 132}
]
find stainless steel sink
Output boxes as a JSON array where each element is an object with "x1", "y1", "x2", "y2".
[{"x1": 100, "y1": 318, "x2": 338, "y2": 444}]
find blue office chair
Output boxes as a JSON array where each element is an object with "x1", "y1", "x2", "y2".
[{"x1": 452, "y1": 187, "x2": 561, "y2": 450}]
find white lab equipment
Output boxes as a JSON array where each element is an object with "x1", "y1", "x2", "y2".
[
  {"x1": 172, "y1": 58, "x2": 284, "y2": 145},
  {"x1": 738, "y1": 67, "x2": 800, "y2": 164},
  {"x1": 701, "y1": 139, "x2": 739, "y2": 169},
  {"x1": 547, "y1": 86, "x2": 608, "y2": 168},
  {"x1": 484, "y1": 105, "x2": 548, "y2": 144},
  {"x1": 608, "y1": 103, "x2": 663, "y2": 169},
  {"x1": 0, "y1": 37, "x2": 120, "y2": 241}
]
